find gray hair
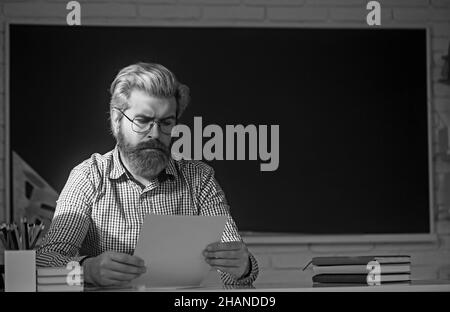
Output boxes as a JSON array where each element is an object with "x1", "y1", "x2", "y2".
[{"x1": 109, "y1": 62, "x2": 190, "y2": 133}]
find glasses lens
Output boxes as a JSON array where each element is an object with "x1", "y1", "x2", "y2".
[
  {"x1": 132, "y1": 119, "x2": 149, "y2": 133},
  {"x1": 132, "y1": 120, "x2": 174, "y2": 134}
]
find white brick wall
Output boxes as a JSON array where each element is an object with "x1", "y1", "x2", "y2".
[
  {"x1": 203, "y1": 6, "x2": 265, "y2": 20},
  {"x1": 0, "y1": 0, "x2": 449, "y2": 285},
  {"x1": 246, "y1": 0, "x2": 307, "y2": 5},
  {"x1": 267, "y1": 7, "x2": 327, "y2": 21},
  {"x1": 139, "y1": 5, "x2": 201, "y2": 19},
  {"x1": 0, "y1": 63, "x2": 4, "y2": 94},
  {"x1": 305, "y1": 0, "x2": 366, "y2": 6},
  {"x1": 82, "y1": 3, "x2": 137, "y2": 18},
  {"x1": 4, "y1": 3, "x2": 65, "y2": 18},
  {"x1": 382, "y1": 0, "x2": 431, "y2": 6},
  {"x1": 392, "y1": 8, "x2": 430, "y2": 20},
  {"x1": 330, "y1": 7, "x2": 391, "y2": 22}
]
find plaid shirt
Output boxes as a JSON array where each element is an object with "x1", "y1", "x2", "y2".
[{"x1": 36, "y1": 145, "x2": 258, "y2": 286}]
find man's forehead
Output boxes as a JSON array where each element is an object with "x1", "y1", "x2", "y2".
[{"x1": 127, "y1": 89, "x2": 176, "y2": 116}]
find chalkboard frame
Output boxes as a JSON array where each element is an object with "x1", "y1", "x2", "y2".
[{"x1": 3, "y1": 21, "x2": 436, "y2": 243}]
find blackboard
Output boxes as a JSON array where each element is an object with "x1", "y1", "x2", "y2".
[{"x1": 9, "y1": 24, "x2": 431, "y2": 235}]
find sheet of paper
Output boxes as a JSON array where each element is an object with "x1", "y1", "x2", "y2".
[{"x1": 130, "y1": 214, "x2": 227, "y2": 288}]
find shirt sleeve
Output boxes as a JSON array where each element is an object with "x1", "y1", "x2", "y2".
[
  {"x1": 36, "y1": 167, "x2": 93, "y2": 267},
  {"x1": 196, "y1": 163, "x2": 259, "y2": 286}
]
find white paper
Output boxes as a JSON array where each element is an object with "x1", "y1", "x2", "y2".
[{"x1": 130, "y1": 214, "x2": 227, "y2": 288}]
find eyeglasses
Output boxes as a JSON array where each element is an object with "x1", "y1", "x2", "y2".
[{"x1": 115, "y1": 108, "x2": 176, "y2": 135}]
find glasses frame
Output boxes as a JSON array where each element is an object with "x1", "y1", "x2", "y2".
[{"x1": 114, "y1": 108, "x2": 177, "y2": 135}]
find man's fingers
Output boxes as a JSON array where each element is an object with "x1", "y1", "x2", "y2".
[
  {"x1": 105, "y1": 260, "x2": 147, "y2": 275},
  {"x1": 206, "y1": 241, "x2": 243, "y2": 252},
  {"x1": 108, "y1": 252, "x2": 145, "y2": 267}
]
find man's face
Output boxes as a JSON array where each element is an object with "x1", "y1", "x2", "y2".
[{"x1": 115, "y1": 89, "x2": 177, "y2": 179}]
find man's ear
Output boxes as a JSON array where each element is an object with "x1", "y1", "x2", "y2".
[{"x1": 111, "y1": 109, "x2": 121, "y2": 135}]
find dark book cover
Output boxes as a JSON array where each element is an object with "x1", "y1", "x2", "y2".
[
  {"x1": 312, "y1": 255, "x2": 411, "y2": 266},
  {"x1": 312, "y1": 274, "x2": 411, "y2": 284}
]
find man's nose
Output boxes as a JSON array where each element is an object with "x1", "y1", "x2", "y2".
[{"x1": 147, "y1": 122, "x2": 160, "y2": 139}]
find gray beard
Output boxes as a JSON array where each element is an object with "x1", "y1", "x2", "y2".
[{"x1": 117, "y1": 131, "x2": 170, "y2": 179}]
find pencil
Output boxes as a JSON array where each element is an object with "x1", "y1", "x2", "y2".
[
  {"x1": 12, "y1": 224, "x2": 21, "y2": 250},
  {"x1": 20, "y1": 218, "x2": 25, "y2": 249},
  {"x1": 29, "y1": 225, "x2": 36, "y2": 248},
  {"x1": 6, "y1": 226, "x2": 11, "y2": 249},
  {"x1": 30, "y1": 224, "x2": 44, "y2": 249},
  {"x1": 0, "y1": 224, "x2": 7, "y2": 245},
  {"x1": 23, "y1": 217, "x2": 29, "y2": 249},
  {"x1": 0, "y1": 232, "x2": 6, "y2": 249},
  {"x1": 31, "y1": 224, "x2": 36, "y2": 244},
  {"x1": 6, "y1": 225, "x2": 13, "y2": 249}
]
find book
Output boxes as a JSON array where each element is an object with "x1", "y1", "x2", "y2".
[
  {"x1": 311, "y1": 255, "x2": 411, "y2": 266},
  {"x1": 312, "y1": 263, "x2": 410, "y2": 275},
  {"x1": 37, "y1": 267, "x2": 83, "y2": 277},
  {"x1": 312, "y1": 273, "x2": 411, "y2": 284},
  {"x1": 312, "y1": 281, "x2": 412, "y2": 288},
  {"x1": 37, "y1": 284, "x2": 84, "y2": 292},
  {"x1": 37, "y1": 275, "x2": 84, "y2": 285}
]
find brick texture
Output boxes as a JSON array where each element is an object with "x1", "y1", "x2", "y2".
[
  {"x1": 0, "y1": 37, "x2": 3, "y2": 65},
  {"x1": 179, "y1": 0, "x2": 240, "y2": 4},
  {"x1": 393, "y1": 8, "x2": 431, "y2": 21},
  {"x1": 138, "y1": 5, "x2": 201, "y2": 19},
  {"x1": 0, "y1": 63, "x2": 3, "y2": 94},
  {"x1": 81, "y1": 4, "x2": 137, "y2": 18},
  {"x1": 431, "y1": 8, "x2": 450, "y2": 20},
  {"x1": 4, "y1": 3, "x2": 66, "y2": 17},
  {"x1": 433, "y1": 38, "x2": 450, "y2": 52},
  {"x1": 431, "y1": 0, "x2": 450, "y2": 6},
  {"x1": 435, "y1": 84, "x2": 450, "y2": 97},
  {"x1": 203, "y1": 6, "x2": 265, "y2": 20},
  {"x1": 433, "y1": 23, "x2": 450, "y2": 37},
  {"x1": 330, "y1": 7, "x2": 392, "y2": 22},
  {"x1": 383, "y1": 0, "x2": 431, "y2": 7},
  {"x1": 245, "y1": 0, "x2": 306, "y2": 5},
  {"x1": 267, "y1": 7, "x2": 327, "y2": 21},
  {"x1": 305, "y1": 0, "x2": 365, "y2": 6}
]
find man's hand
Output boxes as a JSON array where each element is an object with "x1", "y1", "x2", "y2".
[
  {"x1": 83, "y1": 251, "x2": 147, "y2": 287},
  {"x1": 203, "y1": 241, "x2": 250, "y2": 279}
]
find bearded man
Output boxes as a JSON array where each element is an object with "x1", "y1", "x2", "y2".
[{"x1": 36, "y1": 62, "x2": 258, "y2": 287}]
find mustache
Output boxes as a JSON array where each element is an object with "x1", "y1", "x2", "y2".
[{"x1": 136, "y1": 140, "x2": 169, "y2": 154}]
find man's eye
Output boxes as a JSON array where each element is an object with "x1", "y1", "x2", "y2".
[
  {"x1": 134, "y1": 118, "x2": 149, "y2": 124},
  {"x1": 162, "y1": 120, "x2": 174, "y2": 126}
]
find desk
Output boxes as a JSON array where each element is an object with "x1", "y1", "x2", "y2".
[{"x1": 87, "y1": 280, "x2": 450, "y2": 292}]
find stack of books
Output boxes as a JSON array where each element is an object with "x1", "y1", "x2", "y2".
[
  {"x1": 308, "y1": 255, "x2": 411, "y2": 286},
  {"x1": 37, "y1": 267, "x2": 84, "y2": 292}
]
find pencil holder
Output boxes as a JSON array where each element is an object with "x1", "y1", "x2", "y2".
[{"x1": 4, "y1": 250, "x2": 36, "y2": 292}]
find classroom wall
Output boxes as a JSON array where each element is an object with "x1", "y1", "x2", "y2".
[{"x1": 0, "y1": 0, "x2": 449, "y2": 285}]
